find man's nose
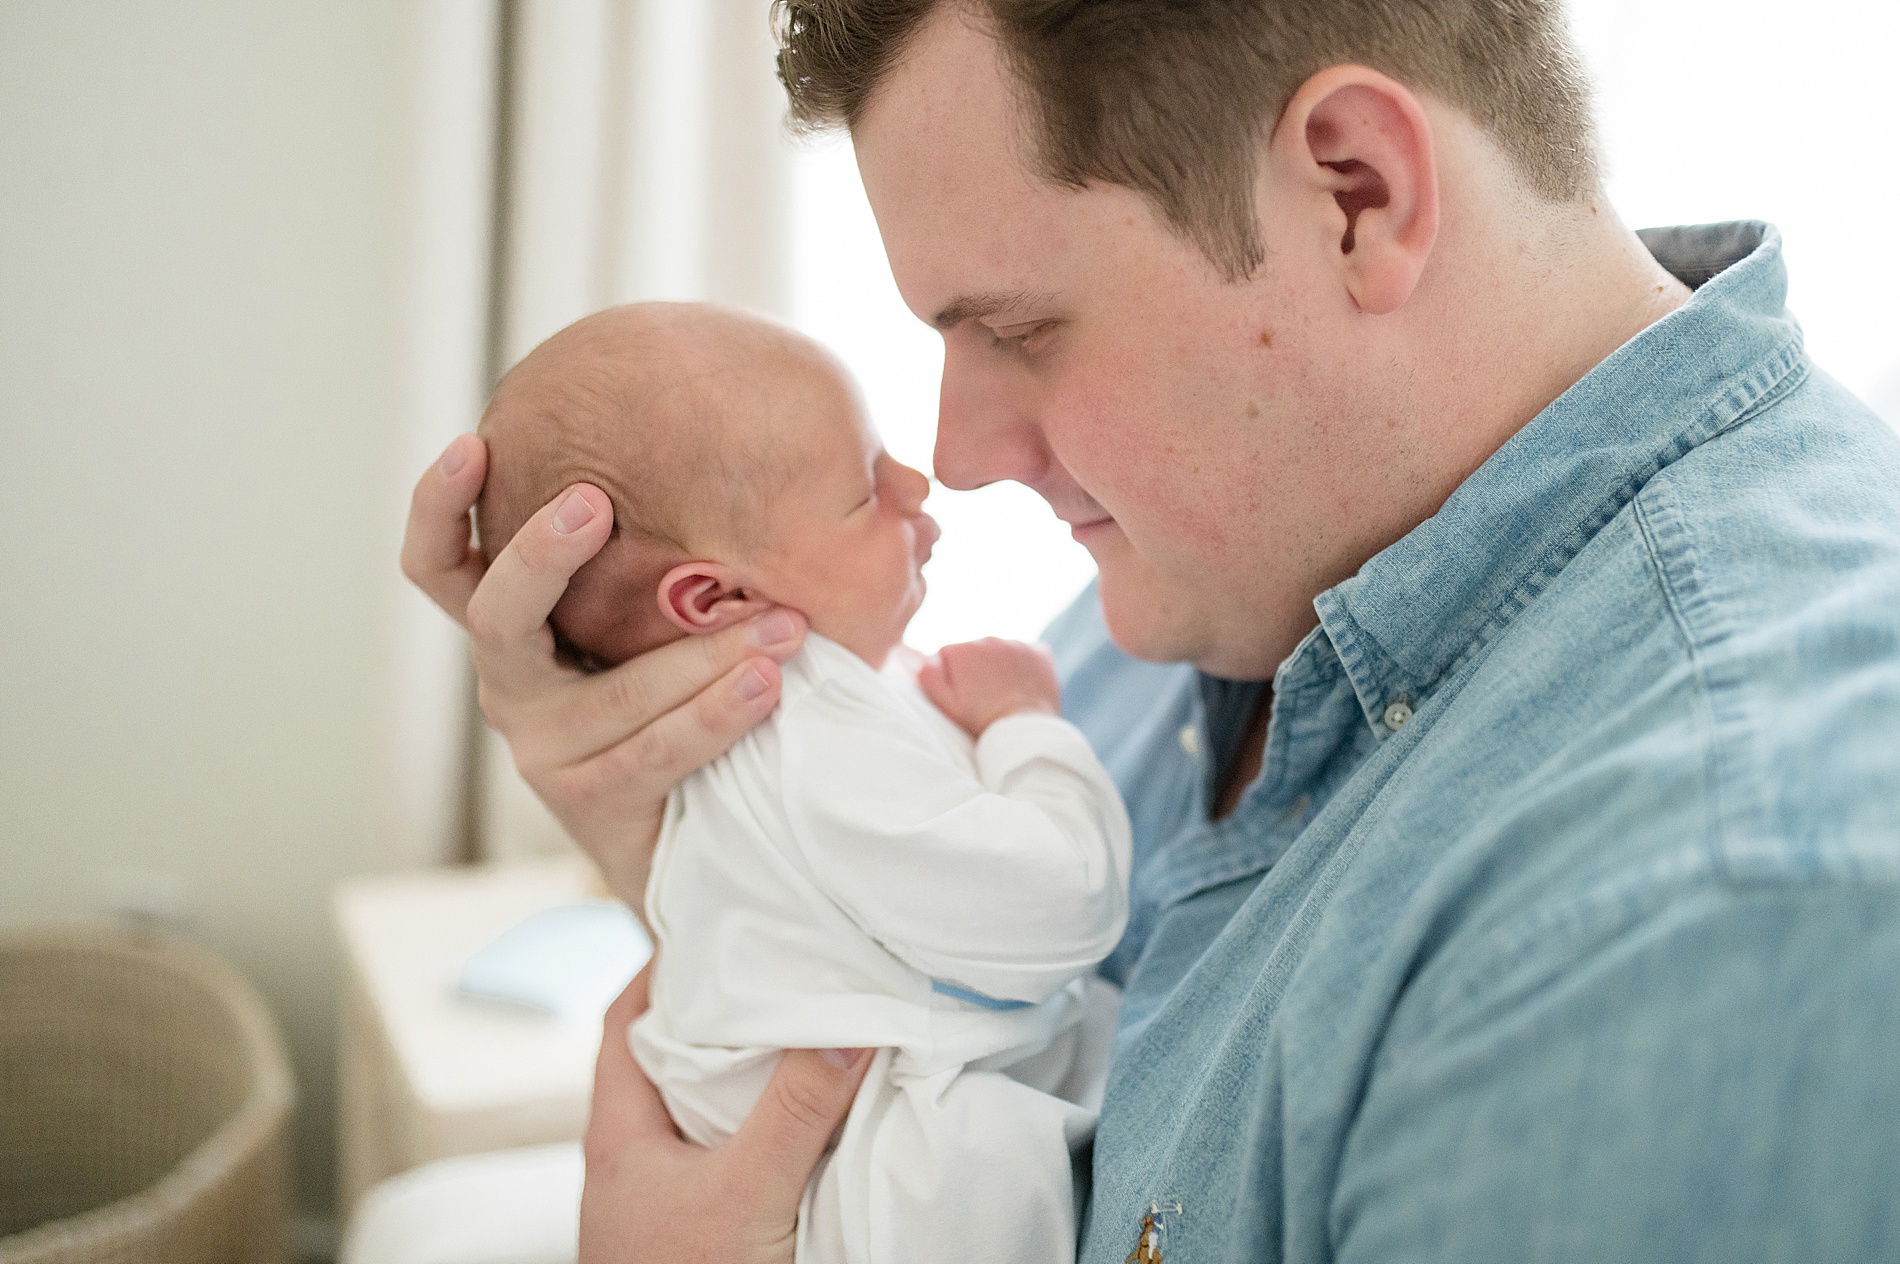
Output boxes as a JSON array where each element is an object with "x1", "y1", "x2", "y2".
[{"x1": 933, "y1": 346, "x2": 1048, "y2": 492}]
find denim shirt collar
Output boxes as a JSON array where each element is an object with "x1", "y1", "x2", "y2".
[{"x1": 1312, "y1": 221, "x2": 1809, "y2": 739}]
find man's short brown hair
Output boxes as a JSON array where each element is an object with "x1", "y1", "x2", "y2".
[{"x1": 773, "y1": 0, "x2": 1599, "y2": 279}]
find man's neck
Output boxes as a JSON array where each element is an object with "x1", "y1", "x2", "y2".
[
  {"x1": 1422, "y1": 194, "x2": 1692, "y2": 485},
  {"x1": 1215, "y1": 195, "x2": 1693, "y2": 774},
  {"x1": 1212, "y1": 203, "x2": 1689, "y2": 685},
  {"x1": 1214, "y1": 691, "x2": 1270, "y2": 821},
  {"x1": 1326, "y1": 195, "x2": 1693, "y2": 622}
]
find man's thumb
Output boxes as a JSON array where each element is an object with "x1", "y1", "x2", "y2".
[{"x1": 729, "y1": 1047, "x2": 874, "y2": 1209}]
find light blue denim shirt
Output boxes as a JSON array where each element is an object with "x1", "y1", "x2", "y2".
[{"x1": 1048, "y1": 222, "x2": 1900, "y2": 1264}]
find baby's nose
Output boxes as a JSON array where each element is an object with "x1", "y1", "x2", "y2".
[{"x1": 897, "y1": 462, "x2": 932, "y2": 508}]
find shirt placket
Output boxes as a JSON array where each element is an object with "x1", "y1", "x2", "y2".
[{"x1": 1138, "y1": 628, "x2": 1376, "y2": 914}]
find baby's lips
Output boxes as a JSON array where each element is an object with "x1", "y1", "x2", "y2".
[{"x1": 916, "y1": 513, "x2": 943, "y2": 558}]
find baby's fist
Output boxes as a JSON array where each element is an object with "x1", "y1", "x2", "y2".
[{"x1": 918, "y1": 638, "x2": 1062, "y2": 738}]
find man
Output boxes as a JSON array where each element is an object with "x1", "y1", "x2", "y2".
[{"x1": 402, "y1": 0, "x2": 1900, "y2": 1259}]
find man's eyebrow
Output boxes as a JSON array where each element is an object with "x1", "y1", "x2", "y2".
[{"x1": 930, "y1": 290, "x2": 1053, "y2": 331}]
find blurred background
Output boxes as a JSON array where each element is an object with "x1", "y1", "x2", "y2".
[{"x1": 2, "y1": 0, "x2": 1896, "y2": 1254}]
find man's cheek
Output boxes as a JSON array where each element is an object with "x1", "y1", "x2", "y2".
[
  {"x1": 1043, "y1": 380, "x2": 1150, "y2": 504},
  {"x1": 1070, "y1": 438, "x2": 1234, "y2": 557}
]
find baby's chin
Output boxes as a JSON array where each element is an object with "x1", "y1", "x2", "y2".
[
  {"x1": 887, "y1": 580, "x2": 927, "y2": 658},
  {"x1": 792, "y1": 567, "x2": 926, "y2": 668},
  {"x1": 825, "y1": 613, "x2": 917, "y2": 672}
]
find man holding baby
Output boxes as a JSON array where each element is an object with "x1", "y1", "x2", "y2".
[{"x1": 403, "y1": 1, "x2": 1900, "y2": 1261}]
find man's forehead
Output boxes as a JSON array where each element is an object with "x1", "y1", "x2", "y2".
[
  {"x1": 859, "y1": 128, "x2": 1082, "y2": 328},
  {"x1": 855, "y1": 2, "x2": 1015, "y2": 136},
  {"x1": 851, "y1": 4, "x2": 1062, "y2": 299}
]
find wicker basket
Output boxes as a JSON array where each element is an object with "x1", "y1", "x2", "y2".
[{"x1": 0, "y1": 925, "x2": 295, "y2": 1264}]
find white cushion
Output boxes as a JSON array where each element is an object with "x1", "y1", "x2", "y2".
[{"x1": 341, "y1": 1143, "x2": 582, "y2": 1264}]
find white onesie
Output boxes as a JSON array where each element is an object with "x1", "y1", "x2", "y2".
[{"x1": 629, "y1": 633, "x2": 1132, "y2": 1264}]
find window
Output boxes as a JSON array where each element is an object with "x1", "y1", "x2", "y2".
[{"x1": 789, "y1": 137, "x2": 1099, "y2": 651}]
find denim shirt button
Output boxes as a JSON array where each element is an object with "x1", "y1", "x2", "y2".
[
  {"x1": 1382, "y1": 699, "x2": 1414, "y2": 731},
  {"x1": 1178, "y1": 723, "x2": 1201, "y2": 757}
]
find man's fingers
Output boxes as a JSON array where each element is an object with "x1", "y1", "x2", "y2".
[
  {"x1": 546, "y1": 655, "x2": 788, "y2": 848},
  {"x1": 536, "y1": 609, "x2": 806, "y2": 771},
  {"x1": 726, "y1": 1047, "x2": 874, "y2": 1213},
  {"x1": 399, "y1": 434, "x2": 489, "y2": 623},
  {"x1": 464, "y1": 482, "x2": 614, "y2": 699},
  {"x1": 570, "y1": 652, "x2": 784, "y2": 800}
]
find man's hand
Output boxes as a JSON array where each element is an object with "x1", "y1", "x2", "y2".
[
  {"x1": 580, "y1": 969, "x2": 873, "y2": 1263},
  {"x1": 399, "y1": 434, "x2": 807, "y2": 901},
  {"x1": 918, "y1": 637, "x2": 1062, "y2": 738}
]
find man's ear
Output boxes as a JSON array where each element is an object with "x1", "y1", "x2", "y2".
[
  {"x1": 657, "y1": 561, "x2": 774, "y2": 636},
  {"x1": 1271, "y1": 66, "x2": 1440, "y2": 316}
]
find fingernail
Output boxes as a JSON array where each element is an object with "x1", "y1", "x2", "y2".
[
  {"x1": 439, "y1": 438, "x2": 468, "y2": 476},
  {"x1": 551, "y1": 489, "x2": 597, "y2": 535},
  {"x1": 751, "y1": 609, "x2": 799, "y2": 648},
  {"x1": 734, "y1": 665, "x2": 771, "y2": 701},
  {"x1": 820, "y1": 1047, "x2": 868, "y2": 1070}
]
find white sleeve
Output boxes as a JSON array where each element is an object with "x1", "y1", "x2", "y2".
[{"x1": 778, "y1": 681, "x2": 1132, "y2": 1005}]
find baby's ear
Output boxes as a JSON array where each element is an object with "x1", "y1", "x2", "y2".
[{"x1": 657, "y1": 561, "x2": 773, "y2": 635}]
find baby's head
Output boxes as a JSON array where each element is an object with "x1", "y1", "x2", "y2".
[{"x1": 477, "y1": 303, "x2": 938, "y2": 670}]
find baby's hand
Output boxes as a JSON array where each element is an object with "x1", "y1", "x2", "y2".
[{"x1": 917, "y1": 638, "x2": 1062, "y2": 738}]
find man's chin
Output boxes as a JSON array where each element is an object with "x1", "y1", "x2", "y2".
[
  {"x1": 1095, "y1": 556, "x2": 1288, "y2": 679},
  {"x1": 1095, "y1": 575, "x2": 1199, "y2": 666}
]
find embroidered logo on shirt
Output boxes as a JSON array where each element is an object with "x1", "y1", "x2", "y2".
[{"x1": 1126, "y1": 1211, "x2": 1163, "y2": 1264}]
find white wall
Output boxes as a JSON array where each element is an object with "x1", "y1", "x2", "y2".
[{"x1": 0, "y1": 0, "x2": 460, "y2": 1236}]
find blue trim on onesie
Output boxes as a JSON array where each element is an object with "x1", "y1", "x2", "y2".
[{"x1": 930, "y1": 979, "x2": 1033, "y2": 1011}]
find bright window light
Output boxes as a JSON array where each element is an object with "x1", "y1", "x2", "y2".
[
  {"x1": 1570, "y1": 0, "x2": 1900, "y2": 409},
  {"x1": 789, "y1": 138, "x2": 1098, "y2": 653}
]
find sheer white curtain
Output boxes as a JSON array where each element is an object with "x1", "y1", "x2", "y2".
[{"x1": 386, "y1": 0, "x2": 505, "y2": 871}]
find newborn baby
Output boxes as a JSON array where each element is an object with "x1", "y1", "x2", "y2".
[{"x1": 477, "y1": 303, "x2": 1131, "y2": 1264}]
